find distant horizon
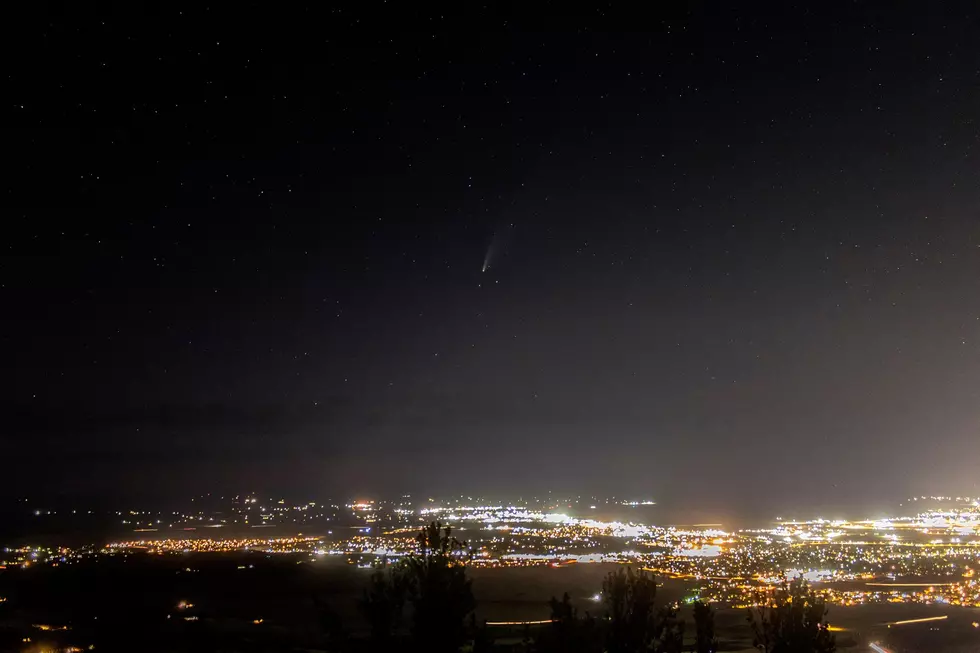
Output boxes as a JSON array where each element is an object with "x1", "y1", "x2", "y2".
[{"x1": 6, "y1": 490, "x2": 977, "y2": 530}]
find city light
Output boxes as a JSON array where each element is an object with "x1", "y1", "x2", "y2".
[{"x1": 13, "y1": 494, "x2": 980, "y2": 612}]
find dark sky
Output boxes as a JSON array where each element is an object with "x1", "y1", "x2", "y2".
[{"x1": 6, "y1": 3, "x2": 980, "y2": 515}]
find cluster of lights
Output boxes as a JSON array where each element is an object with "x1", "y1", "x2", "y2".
[
  {"x1": 15, "y1": 494, "x2": 980, "y2": 615},
  {"x1": 105, "y1": 536, "x2": 322, "y2": 554},
  {"x1": 1, "y1": 546, "x2": 79, "y2": 569}
]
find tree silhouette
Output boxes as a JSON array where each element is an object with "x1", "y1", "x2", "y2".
[
  {"x1": 402, "y1": 521, "x2": 476, "y2": 653},
  {"x1": 602, "y1": 566, "x2": 669, "y2": 653},
  {"x1": 548, "y1": 591, "x2": 578, "y2": 651},
  {"x1": 359, "y1": 561, "x2": 406, "y2": 649},
  {"x1": 747, "y1": 577, "x2": 836, "y2": 653},
  {"x1": 470, "y1": 613, "x2": 495, "y2": 653},
  {"x1": 314, "y1": 593, "x2": 349, "y2": 651},
  {"x1": 537, "y1": 592, "x2": 602, "y2": 653},
  {"x1": 658, "y1": 602, "x2": 685, "y2": 653},
  {"x1": 692, "y1": 601, "x2": 718, "y2": 653}
]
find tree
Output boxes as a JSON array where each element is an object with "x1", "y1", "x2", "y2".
[
  {"x1": 692, "y1": 600, "x2": 718, "y2": 653},
  {"x1": 314, "y1": 594, "x2": 349, "y2": 651},
  {"x1": 537, "y1": 592, "x2": 602, "y2": 653},
  {"x1": 359, "y1": 561, "x2": 406, "y2": 649},
  {"x1": 602, "y1": 566, "x2": 663, "y2": 653},
  {"x1": 658, "y1": 602, "x2": 685, "y2": 653},
  {"x1": 548, "y1": 592, "x2": 579, "y2": 651},
  {"x1": 470, "y1": 613, "x2": 495, "y2": 653},
  {"x1": 747, "y1": 577, "x2": 836, "y2": 653},
  {"x1": 402, "y1": 521, "x2": 476, "y2": 653}
]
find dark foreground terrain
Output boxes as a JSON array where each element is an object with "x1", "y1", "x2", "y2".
[{"x1": 1, "y1": 553, "x2": 979, "y2": 651}]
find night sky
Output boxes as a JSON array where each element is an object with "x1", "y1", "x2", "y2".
[{"x1": 6, "y1": 4, "x2": 980, "y2": 516}]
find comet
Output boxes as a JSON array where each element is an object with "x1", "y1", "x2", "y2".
[
  {"x1": 481, "y1": 230, "x2": 498, "y2": 272},
  {"x1": 481, "y1": 242, "x2": 493, "y2": 273},
  {"x1": 482, "y1": 224, "x2": 513, "y2": 273}
]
